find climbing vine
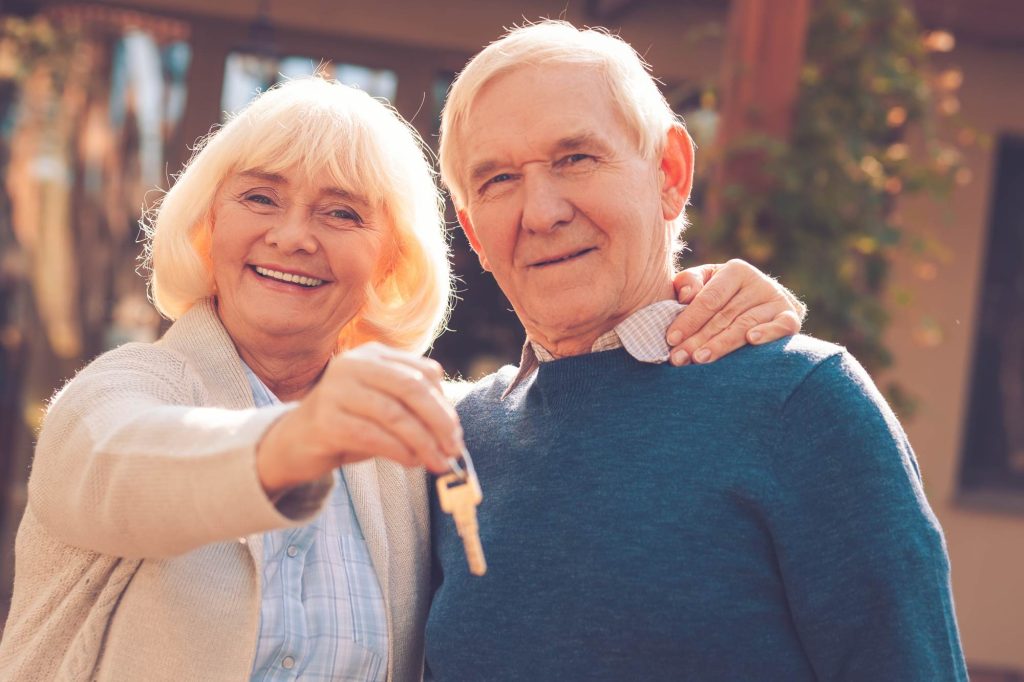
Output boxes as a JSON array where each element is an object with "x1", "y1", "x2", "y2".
[{"x1": 690, "y1": 0, "x2": 975, "y2": 415}]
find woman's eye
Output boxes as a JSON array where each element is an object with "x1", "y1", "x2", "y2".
[
  {"x1": 244, "y1": 193, "x2": 275, "y2": 206},
  {"x1": 327, "y1": 208, "x2": 362, "y2": 222}
]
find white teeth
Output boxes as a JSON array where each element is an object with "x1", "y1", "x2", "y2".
[{"x1": 254, "y1": 266, "x2": 324, "y2": 287}]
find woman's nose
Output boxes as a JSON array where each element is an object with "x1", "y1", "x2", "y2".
[{"x1": 264, "y1": 210, "x2": 319, "y2": 253}]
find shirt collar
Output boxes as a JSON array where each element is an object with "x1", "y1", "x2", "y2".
[{"x1": 503, "y1": 299, "x2": 684, "y2": 398}]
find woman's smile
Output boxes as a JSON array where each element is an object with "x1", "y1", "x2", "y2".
[{"x1": 249, "y1": 264, "x2": 327, "y2": 289}]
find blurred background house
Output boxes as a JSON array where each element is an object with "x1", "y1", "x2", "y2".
[{"x1": 0, "y1": 0, "x2": 1020, "y2": 677}]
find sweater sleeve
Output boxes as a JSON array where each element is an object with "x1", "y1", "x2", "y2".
[
  {"x1": 764, "y1": 351, "x2": 967, "y2": 681},
  {"x1": 27, "y1": 344, "x2": 333, "y2": 560}
]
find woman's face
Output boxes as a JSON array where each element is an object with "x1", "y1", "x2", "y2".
[{"x1": 209, "y1": 166, "x2": 389, "y2": 351}]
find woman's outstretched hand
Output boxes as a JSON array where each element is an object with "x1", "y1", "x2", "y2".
[{"x1": 256, "y1": 342, "x2": 461, "y2": 498}]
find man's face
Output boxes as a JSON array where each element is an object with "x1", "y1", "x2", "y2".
[{"x1": 456, "y1": 63, "x2": 692, "y2": 354}]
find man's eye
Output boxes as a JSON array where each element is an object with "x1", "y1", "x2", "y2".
[
  {"x1": 563, "y1": 153, "x2": 593, "y2": 165},
  {"x1": 483, "y1": 173, "x2": 514, "y2": 190}
]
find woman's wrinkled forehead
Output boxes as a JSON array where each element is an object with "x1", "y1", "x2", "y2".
[
  {"x1": 228, "y1": 153, "x2": 384, "y2": 209},
  {"x1": 227, "y1": 110, "x2": 393, "y2": 208},
  {"x1": 223, "y1": 166, "x2": 371, "y2": 209}
]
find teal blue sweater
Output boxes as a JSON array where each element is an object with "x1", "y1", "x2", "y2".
[{"x1": 426, "y1": 336, "x2": 966, "y2": 681}]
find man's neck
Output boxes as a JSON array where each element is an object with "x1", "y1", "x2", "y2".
[
  {"x1": 531, "y1": 334, "x2": 606, "y2": 359},
  {"x1": 527, "y1": 283, "x2": 675, "y2": 359}
]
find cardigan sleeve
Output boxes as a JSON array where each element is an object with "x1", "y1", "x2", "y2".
[
  {"x1": 27, "y1": 343, "x2": 333, "y2": 560},
  {"x1": 764, "y1": 351, "x2": 968, "y2": 681}
]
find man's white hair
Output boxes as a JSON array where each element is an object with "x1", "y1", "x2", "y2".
[
  {"x1": 142, "y1": 76, "x2": 452, "y2": 354},
  {"x1": 439, "y1": 19, "x2": 690, "y2": 213}
]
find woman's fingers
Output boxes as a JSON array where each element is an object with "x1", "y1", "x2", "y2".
[
  {"x1": 665, "y1": 259, "x2": 806, "y2": 364},
  {"x1": 331, "y1": 412, "x2": 423, "y2": 469},
  {"x1": 665, "y1": 261, "x2": 746, "y2": 348},
  {"x1": 337, "y1": 378, "x2": 452, "y2": 474},
  {"x1": 256, "y1": 345, "x2": 459, "y2": 497},
  {"x1": 344, "y1": 358, "x2": 461, "y2": 450},
  {"x1": 668, "y1": 302, "x2": 788, "y2": 365},
  {"x1": 747, "y1": 309, "x2": 803, "y2": 344},
  {"x1": 350, "y1": 342, "x2": 448, "y2": 386},
  {"x1": 672, "y1": 264, "x2": 716, "y2": 304},
  {"x1": 325, "y1": 344, "x2": 461, "y2": 467}
]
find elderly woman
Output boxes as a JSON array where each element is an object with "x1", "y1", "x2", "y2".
[{"x1": 0, "y1": 77, "x2": 803, "y2": 681}]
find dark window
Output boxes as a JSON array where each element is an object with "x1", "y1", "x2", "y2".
[
  {"x1": 430, "y1": 71, "x2": 456, "y2": 137},
  {"x1": 959, "y1": 134, "x2": 1024, "y2": 505}
]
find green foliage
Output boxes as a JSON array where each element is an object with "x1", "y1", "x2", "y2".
[
  {"x1": 691, "y1": 0, "x2": 965, "y2": 415},
  {"x1": 0, "y1": 16, "x2": 80, "y2": 86}
]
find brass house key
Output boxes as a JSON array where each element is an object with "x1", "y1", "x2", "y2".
[{"x1": 436, "y1": 448, "x2": 487, "y2": 576}]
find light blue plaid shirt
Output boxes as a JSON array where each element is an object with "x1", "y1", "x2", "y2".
[{"x1": 244, "y1": 365, "x2": 388, "y2": 681}]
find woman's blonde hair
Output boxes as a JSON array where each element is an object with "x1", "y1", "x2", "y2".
[
  {"x1": 439, "y1": 20, "x2": 690, "y2": 211},
  {"x1": 143, "y1": 76, "x2": 451, "y2": 354}
]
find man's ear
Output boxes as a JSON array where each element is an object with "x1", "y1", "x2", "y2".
[
  {"x1": 659, "y1": 126, "x2": 696, "y2": 221},
  {"x1": 457, "y1": 209, "x2": 492, "y2": 272}
]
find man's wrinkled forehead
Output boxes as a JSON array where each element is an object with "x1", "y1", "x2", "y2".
[{"x1": 457, "y1": 63, "x2": 634, "y2": 180}]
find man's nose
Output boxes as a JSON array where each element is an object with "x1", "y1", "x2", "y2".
[
  {"x1": 520, "y1": 171, "x2": 574, "y2": 234},
  {"x1": 265, "y1": 209, "x2": 318, "y2": 253}
]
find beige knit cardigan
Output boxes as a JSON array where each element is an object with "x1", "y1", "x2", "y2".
[{"x1": 0, "y1": 299, "x2": 431, "y2": 681}]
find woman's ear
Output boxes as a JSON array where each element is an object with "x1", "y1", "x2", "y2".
[
  {"x1": 191, "y1": 215, "x2": 215, "y2": 275},
  {"x1": 659, "y1": 126, "x2": 696, "y2": 221},
  {"x1": 457, "y1": 209, "x2": 491, "y2": 271}
]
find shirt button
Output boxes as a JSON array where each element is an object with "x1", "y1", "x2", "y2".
[
  {"x1": 286, "y1": 545, "x2": 298, "y2": 558},
  {"x1": 282, "y1": 656, "x2": 295, "y2": 669}
]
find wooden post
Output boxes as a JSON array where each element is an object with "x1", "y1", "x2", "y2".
[{"x1": 706, "y1": 0, "x2": 811, "y2": 222}]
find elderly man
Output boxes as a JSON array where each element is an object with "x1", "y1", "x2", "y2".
[{"x1": 425, "y1": 20, "x2": 967, "y2": 681}]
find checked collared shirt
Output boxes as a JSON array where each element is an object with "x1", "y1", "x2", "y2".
[
  {"x1": 244, "y1": 365, "x2": 388, "y2": 682},
  {"x1": 504, "y1": 298, "x2": 685, "y2": 397}
]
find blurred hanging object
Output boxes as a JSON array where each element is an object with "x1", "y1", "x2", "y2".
[
  {"x1": 110, "y1": 30, "x2": 165, "y2": 191},
  {"x1": 220, "y1": 0, "x2": 278, "y2": 115},
  {"x1": 683, "y1": 91, "x2": 720, "y2": 183},
  {"x1": 705, "y1": 0, "x2": 810, "y2": 225},
  {"x1": 247, "y1": 0, "x2": 277, "y2": 55},
  {"x1": 237, "y1": 0, "x2": 278, "y2": 60},
  {"x1": 2, "y1": 8, "x2": 191, "y2": 358},
  {"x1": 4, "y1": 22, "x2": 92, "y2": 358}
]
